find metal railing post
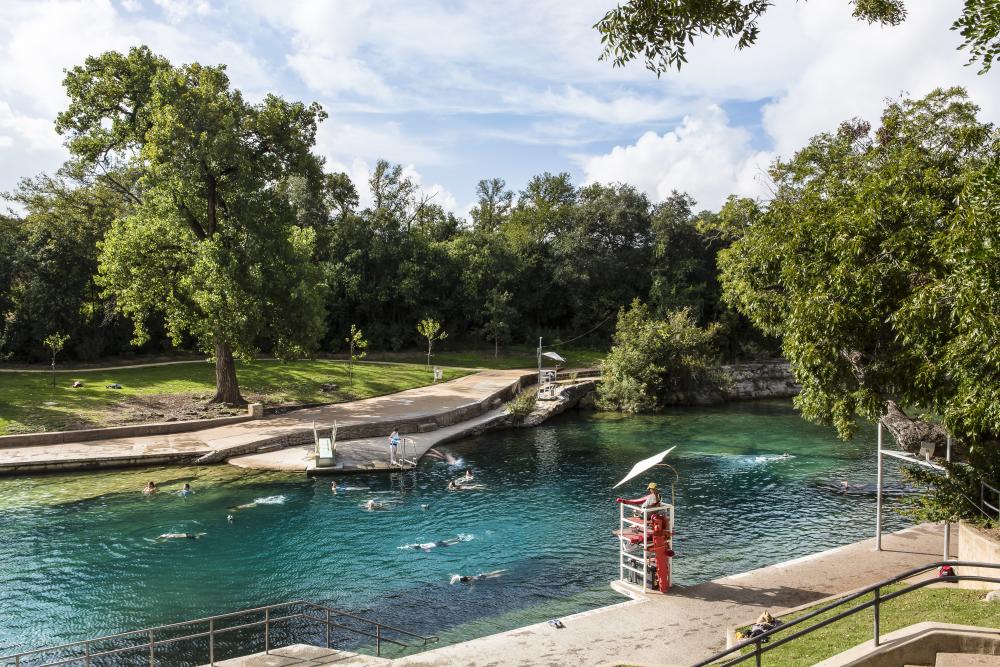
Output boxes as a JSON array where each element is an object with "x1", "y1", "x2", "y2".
[
  {"x1": 873, "y1": 587, "x2": 881, "y2": 647},
  {"x1": 209, "y1": 618, "x2": 215, "y2": 666},
  {"x1": 325, "y1": 609, "x2": 331, "y2": 648},
  {"x1": 755, "y1": 639, "x2": 762, "y2": 666},
  {"x1": 264, "y1": 608, "x2": 270, "y2": 654},
  {"x1": 376, "y1": 624, "x2": 382, "y2": 656},
  {"x1": 875, "y1": 422, "x2": 883, "y2": 551},
  {"x1": 84, "y1": 640, "x2": 91, "y2": 666},
  {"x1": 149, "y1": 630, "x2": 155, "y2": 666}
]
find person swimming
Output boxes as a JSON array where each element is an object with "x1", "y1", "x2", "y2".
[
  {"x1": 330, "y1": 480, "x2": 339, "y2": 495},
  {"x1": 402, "y1": 536, "x2": 464, "y2": 551},
  {"x1": 363, "y1": 499, "x2": 384, "y2": 511},
  {"x1": 462, "y1": 467, "x2": 474, "y2": 482},
  {"x1": 450, "y1": 569, "x2": 506, "y2": 584},
  {"x1": 178, "y1": 483, "x2": 193, "y2": 496},
  {"x1": 229, "y1": 501, "x2": 258, "y2": 511},
  {"x1": 143, "y1": 481, "x2": 158, "y2": 496},
  {"x1": 227, "y1": 514, "x2": 234, "y2": 523},
  {"x1": 448, "y1": 481, "x2": 484, "y2": 491},
  {"x1": 154, "y1": 532, "x2": 204, "y2": 541}
]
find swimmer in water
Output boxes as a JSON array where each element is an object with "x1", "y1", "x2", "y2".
[
  {"x1": 154, "y1": 532, "x2": 204, "y2": 541},
  {"x1": 227, "y1": 514, "x2": 234, "y2": 523},
  {"x1": 178, "y1": 483, "x2": 193, "y2": 496},
  {"x1": 462, "y1": 467, "x2": 474, "y2": 482},
  {"x1": 447, "y1": 480, "x2": 459, "y2": 491},
  {"x1": 450, "y1": 569, "x2": 506, "y2": 584},
  {"x1": 143, "y1": 481, "x2": 158, "y2": 496},
  {"x1": 330, "y1": 480, "x2": 339, "y2": 495},
  {"x1": 229, "y1": 501, "x2": 258, "y2": 511},
  {"x1": 403, "y1": 536, "x2": 464, "y2": 551},
  {"x1": 363, "y1": 499, "x2": 383, "y2": 511}
]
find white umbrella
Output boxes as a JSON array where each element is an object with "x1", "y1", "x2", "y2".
[
  {"x1": 613, "y1": 446, "x2": 676, "y2": 489},
  {"x1": 542, "y1": 351, "x2": 566, "y2": 363}
]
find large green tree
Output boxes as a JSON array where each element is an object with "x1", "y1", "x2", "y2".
[
  {"x1": 596, "y1": 0, "x2": 998, "y2": 75},
  {"x1": 56, "y1": 47, "x2": 328, "y2": 404},
  {"x1": 719, "y1": 88, "x2": 999, "y2": 461}
]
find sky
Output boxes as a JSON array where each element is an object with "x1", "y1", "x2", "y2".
[{"x1": 0, "y1": 0, "x2": 997, "y2": 216}]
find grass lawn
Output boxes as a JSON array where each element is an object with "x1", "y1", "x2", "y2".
[
  {"x1": 365, "y1": 345, "x2": 605, "y2": 370},
  {"x1": 0, "y1": 359, "x2": 470, "y2": 435},
  {"x1": 736, "y1": 583, "x2": 1000, "y2": 666}
]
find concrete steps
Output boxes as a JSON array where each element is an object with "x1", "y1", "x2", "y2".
[
  {"x1": 205, "y1": 644, "x2": 389, "y2": 666},
  {"x1": 935, "y1": 653, "x2": 1000, "y2": 666}
]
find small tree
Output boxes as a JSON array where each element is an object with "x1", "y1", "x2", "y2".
[
  {"x1": 43, "y1": 333, "x2": 70, "y2": 387},
  {"x1": 598, "y1": 300, "x2": 723, "y2": 412},
  {"x1": 416, "y1": 317, "x2": 448, "y2": 369},
  {"x1": 483, "y1": 289, "x2": 514, "y2": 358},
  {"x1": 345, "y1": 324, "x2": 368, "y2": 388}
]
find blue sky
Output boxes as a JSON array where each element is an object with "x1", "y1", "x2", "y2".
[{"x1": 1, "y1": 0, "x2": 996, "y2": 215}]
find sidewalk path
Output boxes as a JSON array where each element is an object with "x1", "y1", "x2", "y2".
[
  {"x1": 0, "y1": 370, "x2": 527, "y2": 474},
  {"x1": 390, "y1": 523, "x2": 954, "y2": 667},
  {"x1": 229, "y1": 408, "x2": 508, "y2": 472}
]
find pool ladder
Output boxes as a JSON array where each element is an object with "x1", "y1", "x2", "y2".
[{"x1": 0, "y1": 600, "x2": 439, "y2": 666}]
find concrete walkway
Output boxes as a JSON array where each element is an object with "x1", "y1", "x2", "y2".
[
  {"x1": 229, "y1": 409, "x2": 508, "y2": 472},
  {"x1": 390, "y1": 523, "x2": 955, "y2": 667},
  {"x1": 0, "y1": 370, "x2": 527, "y2": 474}
]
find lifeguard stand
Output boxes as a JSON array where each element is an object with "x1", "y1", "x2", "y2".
[{"x1": 616, "y1": 501, "x2": 675, "y2": 594}]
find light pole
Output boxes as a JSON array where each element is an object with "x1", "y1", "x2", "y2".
[{"x1": 537, "y1": 336, "x2": 543, "y2": 386}]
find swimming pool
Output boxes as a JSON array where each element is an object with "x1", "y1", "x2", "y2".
[{"x1": 0, "y1": 401, "x2": 909, "y2": 661}]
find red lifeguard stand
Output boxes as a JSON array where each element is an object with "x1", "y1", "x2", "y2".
[{"x1": 616, "y1": 501, "x2": 675, "y2": 594}]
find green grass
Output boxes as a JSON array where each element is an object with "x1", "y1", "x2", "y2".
[
  {"x1": 736, "y1": 583, "x2": 1000, "y2": 665},
  {"x1": 364, "y1": 346, "x2": 605, "y2": 370},
  {"x1": 0, "y1": 359, "x2": 470, "y2": 435}
]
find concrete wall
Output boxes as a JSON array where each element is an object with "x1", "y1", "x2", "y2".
[
  {"x1": 721, "y1": 361, "x2": 800, "y2": 401},
  {"x1": 958, "y1": 522, "x2": 1000, "y2": 590},
  {"x1": 0, "y1": 412, "x2": 258, "y2": 449}
]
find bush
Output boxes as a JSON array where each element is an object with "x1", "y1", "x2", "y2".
[
  {"x1": 598, "y1": 299, "x2": 725, "y2": 413},
  {"x1": 506, "y1": 386, "x2": 538, "y2": 422}
]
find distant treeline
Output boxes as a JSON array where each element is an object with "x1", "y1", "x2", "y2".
[{"x1": 0, "y1": 163, "x2": 774, "y2": 363}]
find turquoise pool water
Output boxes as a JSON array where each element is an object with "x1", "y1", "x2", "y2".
[{"x1": 0, "y1": 402, "x2": 909, "y2": 661}]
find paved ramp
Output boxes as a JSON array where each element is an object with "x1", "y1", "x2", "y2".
[{"x1": 0, "y1": 370, "x2": 528, "y2": 474}]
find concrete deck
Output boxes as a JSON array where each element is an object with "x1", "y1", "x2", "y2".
[
  {"x1": 389, "y1": 523, "x2": 956, "y2": 667},
  {"x1": 229, "y1": 409, "x2": 508, "y2": 472},
  {"x1": 0, "y1": 370, "x2": 527, "y2": 474},
  {"x1": 206, "y1": 644, "x2": 388, "y2": 666}
]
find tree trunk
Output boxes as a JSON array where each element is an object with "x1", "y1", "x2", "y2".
[
  {"x1": 880, "y1": 400, "x2": 960, "y2": 460},
  {"x1": 211, "y1": 341, "x2": 245, "y2": 405}
]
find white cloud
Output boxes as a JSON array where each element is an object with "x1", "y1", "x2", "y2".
[
  {"x1": 579, "y1": 106, "x2": 773, "y2": 210},
  {"x1": 316, "y1": 117, "x2": 443, "y2": 167},
  {"x1": 759, "y1": 1, "x2": 1000, "y2": 159},
  {"x1": 286, "y1": 54, "x2": 392, "y2": 101},
  {"x1": 152, "y1": 0, "x2": 209, "y2": 22}
]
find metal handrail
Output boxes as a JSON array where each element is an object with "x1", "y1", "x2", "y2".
[
  {"x1": 1, "y1": 600, "x2": 439, "y2": 667},
  {"x1": 691, "y1": 560, "x2": 1000, "y2": 667}
]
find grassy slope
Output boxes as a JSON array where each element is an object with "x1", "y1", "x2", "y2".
[
  {"x1": 0, "y1": 360, "x2": 470, "y2": 435},
  {"x1": 740, "y1": 584, "x2": 1000, "y2": 666},
  {"x1": 363, "y1": 346, "x2": 605, "y2": 370}
]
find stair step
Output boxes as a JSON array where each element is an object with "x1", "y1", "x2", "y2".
[{"x1": 935, "y1": 653, "x2": 1000, "y2": 667}]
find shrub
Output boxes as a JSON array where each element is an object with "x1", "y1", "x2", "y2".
[
  {"x1": 598, "y1": 299, "x2": 725, "y2": 413},
  {"x1": 506, "y1": 386, "x2": 538, "y2": 422}
]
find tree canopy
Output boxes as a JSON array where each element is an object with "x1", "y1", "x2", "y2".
[
  {"x1": 718, "y1": 88, "x2": 999, "y2": 455},
  {"x1": 55, "y1": 47, "x2": 329, "y2": 403},
  {"x1": 596, "y1": 0, "x2": 998, "y2": 75}
]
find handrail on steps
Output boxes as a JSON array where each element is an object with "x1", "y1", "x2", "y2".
[
  {"x1": 0, "y1": 600, "x2": 439, "y2": 666},
  {"x1": 691, "y1": 560, "x2": 1000, "y2": 667}
]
